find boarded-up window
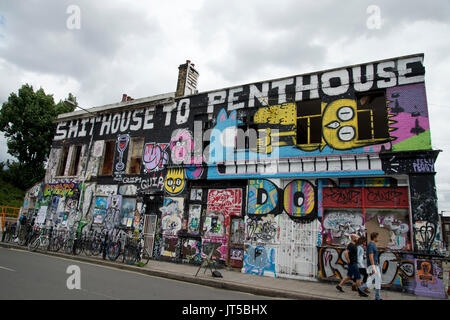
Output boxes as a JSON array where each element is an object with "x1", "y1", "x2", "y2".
[
  {"x1": 365, "y1": 208, "x2": 411, "y2": 250},
  {"x1": 356, "y1": 91, "x2": 389, "y2": 141},
  {"x1": 100, "y1": 140, "x2": 115, "y2": 175},
  {"x1": 57, "y1": 146, "x2": 70, "y2": 176},
  {"x1": 68, "y1": 145, "x2": 82, "y2": 176},
  {"x1": 126, "y1": 137, "x2": 144, "y2": 174}
]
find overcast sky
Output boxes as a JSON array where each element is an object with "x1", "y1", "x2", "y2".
[{"x1": 0, "y1": 0, "x2": 449, "y2": 214}]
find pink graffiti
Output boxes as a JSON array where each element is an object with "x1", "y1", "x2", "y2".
[
  {"x1": 170, "y1": 129, "x2": 202, "y2": 164},
  {"x1": 143, "y1": 143, "x2": 169, "y2": 173}
]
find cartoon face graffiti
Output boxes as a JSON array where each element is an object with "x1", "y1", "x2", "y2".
[
  {"x1": 164, "y1": 168, "x2": 185, "y2": 195},
  {"x1": 321, "y1": 99, "x2": 361, "y2": 150},
  {"x1": 321, "y1": 98, "x2": 392, "y2": 150},
  {"x1": 208, "y1": 109, "x2": 242, "y2": 163}
]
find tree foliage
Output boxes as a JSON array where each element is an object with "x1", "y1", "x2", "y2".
[{"x1": 0, "y1": 84, "x2": 77, "y2": 190}]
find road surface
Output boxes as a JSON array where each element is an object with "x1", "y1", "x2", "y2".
[{"x1": 0, "y1": 247, "x2": 276, "y2": 300}]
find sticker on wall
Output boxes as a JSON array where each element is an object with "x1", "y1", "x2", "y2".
[
  {"x1": 93, "y1": 196, "x2": 107, "y2": 224},
  {"x1": 204, "y1": 212, "x2": 225, "y2": 238},
  {"x1": 105, "y1": 194, "x2": 122, "y2": 231},
  {"x1": 160, "y1": 197, "x2": 183, "y2": 236},
  {"x1": 188, "y1": 204, "x2": 201, "y2": 234},
  {"x1": 283, "y1": 180, "x2": 316, "y2": 219},
  {"x1": 190, "y1": 189, "x2": 203, "y2": 201}
]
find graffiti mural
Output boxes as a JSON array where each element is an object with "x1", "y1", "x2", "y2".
[
  {"x1": 245, "y1": 216, "x2": 278, "y2": 243},
  {"x1": 243, "y1": 245, "x2": 277, "y2": 277},
  {"x1": 202, "y1": 188, "x2": 243, "y2": 261},
  {"x1": 93, "y1": 196, "x2": 107, "y2": 224},
  {"x1": 142, "y1": 143, "x2": 169, "y2": 173},
  {"x1": 164, "y1": 168, "x2": 186, "y2": 195},
  {"x1": 104, "y1": 195, "x2": 122, "y2": 231},
  {"x1": 283, "y1": 180, "x2": 315, "y2": 218},
  {"x1": 170, "y1": 128, "x2": 203, "y2": 165},
  {"x1": 322, "y1": 187, "x2": 362, "y2": 207},
  {"x1": 208, "y1": 109, "x2": 242, "y2": 165},
  {"x1": 43, "y1": 183, "x2": 80, "y2": 198},
  {"x1": 206, "y1": 189, "x2": 243, "y2": 217},
  {"x1": 377, "y1": 215, "x2": 411, "y2": 250},
  {"x1": 414, "y1": 259, "x2": 446, "y2": 298},
  {"x1": 160, "y1": 197, "x2": 183, "y2": 237},
  {"x1": 322, "y1": 211, "x2": 365, "y2": 245},
  {"x1": 230, "y1": 218, "x2": 245, "y2": 245},
  {"x1": 187, "y1": 204, "x2": 201, "y2": 235},
  {"x1": 120, "y1": 197, "x2": 136, "y2": 227},
  {"x1": 318, "y1": 247, "x2": 416, "y2": 288},
  {"x1": 115, "y1": 134, "x2": 130, "y2": 172},
  {"x1": 386, "y1": 83, "x2": 431, "y2": 152},
  {"x1": 247, "y1": 179, "x2": 279, "y2": 215}
]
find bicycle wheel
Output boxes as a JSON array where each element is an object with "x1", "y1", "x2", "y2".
[
  {"x1": 107, "y1": 241, "x2": 121, "y2": 261},
  {"x1": 63, "y1": 239, "x2": 74, "y2": 254},
  {"x1": 83, "y1": 239, "x2": 93, "y2": 256},
  {"x1": 28, "y1": 237, "x2": 40, "y2": 252},
  {"x1": 54, "y1": 237, "x2": 63, "y2": 252},
  {"x1": 90, "y1": 239, "x2": 103, "y2": 256},
  {"x1": 41, "y1": 238, "x2": 50, "y2": 251},
  {"x1": 4, "y1": 230, "x2": 12, "y2": 243},
  {"x1": 123, "y1": 245, "x2": 138, "y2": 265},
  {"x1": 73, "y1": 240, "x2": 83, "y2": 256},
  {"x1": 49, "y1": 237, "x2": 60, "y2": 252}
]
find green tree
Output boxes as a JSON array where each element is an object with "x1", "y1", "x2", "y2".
[{"x1": 0, "y1": 84, "x2": 77, "y2": 189}]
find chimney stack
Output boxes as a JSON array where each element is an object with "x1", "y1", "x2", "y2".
[
  {"x1": 175, "y1": 60, "x2": 199, "y2": 98},
  {"x1": 122, "y1": 94, "x2": 134, "y2": 102}
]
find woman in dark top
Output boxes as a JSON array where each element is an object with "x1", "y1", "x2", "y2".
[{"x1": 336, "y1": 234, "x2": 369, "y2": 297}]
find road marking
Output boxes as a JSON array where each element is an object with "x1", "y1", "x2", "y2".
[{"x1": 0, "y1": 265, "x2": 15, "y2": 272}]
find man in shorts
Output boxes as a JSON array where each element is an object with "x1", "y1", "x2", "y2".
[
  {"x1": 359, "y1": 232, "x2": 383, "y2": 300},
  {"x1": 336, "y1": 234, "x2": 369, "y2": 297}
]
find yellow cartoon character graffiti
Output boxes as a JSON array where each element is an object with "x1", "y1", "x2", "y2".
[
  {"x1": 322, "y1": 99, "x2": 361, "y2": 150},
  {"x1": 321, "y1": 98, "x2": 392, "y2": 150},
  {"x1": 164, "y1": 168, "x2": 185, "y2": 195}
]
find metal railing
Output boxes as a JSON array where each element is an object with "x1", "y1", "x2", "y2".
[{"x1": 0, "y1": 206, "x2": 21, "y2": 232}]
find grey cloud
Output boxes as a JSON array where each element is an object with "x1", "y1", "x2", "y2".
[
  {"x1": 0, "y1": 1, "x2": 161, "y2": 80},
  {"x1": 192, "y1": 0, "x2": 450, "y2": 84}
]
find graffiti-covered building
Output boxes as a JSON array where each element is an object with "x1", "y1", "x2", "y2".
[{"x1": 22, "y1": 54, "x2": 448, "y2": 298}]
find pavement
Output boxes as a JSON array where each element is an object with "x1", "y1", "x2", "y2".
[{"x1": 0, "y1": 240, "x2": 447, "y2": 300}]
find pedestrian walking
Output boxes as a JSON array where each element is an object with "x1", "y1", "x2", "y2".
[
  {"x1": 360, "y1": 232, "x2": 382, "y2": 300},
  {"x1": 336, "y1": 234, "x2": 369, "y2": 297},
  {"x1": 357, "y1": 235, "x2": 370, "y2": 294}
]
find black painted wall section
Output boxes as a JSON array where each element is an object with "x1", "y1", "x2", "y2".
[{"x1": 409, "y1": 173, "x2": 439, "y2": 252}]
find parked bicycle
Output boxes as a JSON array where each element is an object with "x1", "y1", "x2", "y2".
[
  {"x1": 2, "y1": 223, "x2": 16, "y2": 243},
  {"x1": 106, "y1": 228, "x2": 127, "y2": 261},
  {"x1": 88, "y1": 230, "x2": 107, "y2": 257},
  {"x1": 122, "y1": 232, "x2": 144, "y2": 265},
  {"x1": 48, "y1": 229, "x2": 67, "y2": 252},
  {"x1": 28, "y1": 227, "x2": 52, "y2": 252}
]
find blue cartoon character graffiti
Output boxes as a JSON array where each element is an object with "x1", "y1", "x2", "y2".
[
  {"x1": 243, "y1": 245, "x2": 277, "y2": 277},
  {"x1": 208, "y1": 109, "x2": 242, "y2": 165}
]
